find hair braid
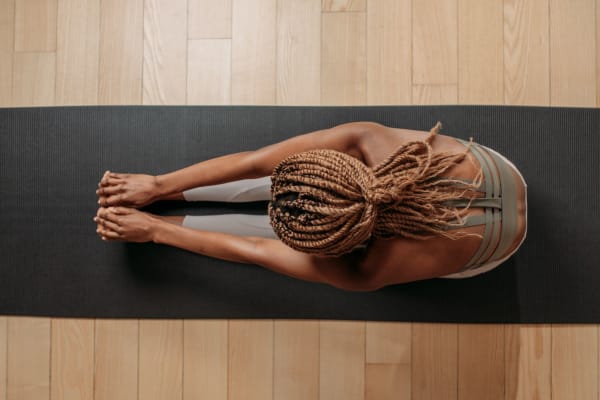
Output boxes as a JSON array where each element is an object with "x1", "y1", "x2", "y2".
[{"x1": 268, "y1": 121, "x2": 484, "y2": 256}]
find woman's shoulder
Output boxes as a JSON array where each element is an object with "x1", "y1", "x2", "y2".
[{"x1": 356, "y1": 123, "x2": 470, "y2": 168}]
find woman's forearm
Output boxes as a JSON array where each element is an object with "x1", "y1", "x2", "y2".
[{"x1": 155, "y1": 151, "x2": 259, "y2": 197}]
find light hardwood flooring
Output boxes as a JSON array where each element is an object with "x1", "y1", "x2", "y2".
[{"x1": 0, "y1": 0, "x2": 598, "y2": 399}]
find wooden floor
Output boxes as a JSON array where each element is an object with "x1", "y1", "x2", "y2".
[{"x1": 1, "y1": 0, "x2": 599, "y2": 399}]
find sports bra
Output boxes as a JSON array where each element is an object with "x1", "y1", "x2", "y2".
[{"x1": 439, "y1": 139, "x2": 523, "y2": 273}]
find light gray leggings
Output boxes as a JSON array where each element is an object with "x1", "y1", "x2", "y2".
[{"x1": 181, "y1": 176, "x2": 278, "y2": 238}]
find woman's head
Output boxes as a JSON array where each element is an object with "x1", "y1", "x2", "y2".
[{"x1": 268, "y1": 122, "x2": 483, "y2": 256}]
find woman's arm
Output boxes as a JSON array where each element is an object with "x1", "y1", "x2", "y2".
[
  {"x1": 152, "y1": 218, "x2": 377, "y2": 292},
  {"x1": 155, "y1": 122, "x2": 368, "y2": 196}
]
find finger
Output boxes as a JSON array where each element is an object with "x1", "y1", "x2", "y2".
[
  {"x1": 98, "y1": 226, "x2": 121, "y2": 239},
  {"x1": 109, "y1": 206, "x2": 132, "y2": 215},
  {"x1": 96, "y1": 184, "x2": 124, "y2": 196},
  {"x1": 99, "y1": 176, "x2": 125, "y2": 187},
  {"x1": 98, "y1": 194, "x2": 124, "y2": 207},
  {"x1": 97, "y1": 216, "x2": 121, "y2": 232}
]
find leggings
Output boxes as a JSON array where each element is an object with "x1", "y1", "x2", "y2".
[{"x1": 181, "y1": 176, "x2": 278, "y2": 239}]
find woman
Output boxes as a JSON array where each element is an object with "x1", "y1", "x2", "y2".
[{"x1": 94, "y1": 121, "x2": 528, "y2": 292}]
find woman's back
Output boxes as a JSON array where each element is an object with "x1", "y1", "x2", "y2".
[{"x1": 353, "y1": 123, "x2": 527, "y2": 285}]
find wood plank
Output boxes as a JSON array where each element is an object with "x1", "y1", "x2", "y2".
[
  {"x1": 228, "y1": 321, "x2": 273, "y2": 400},
  {"x1": 412, "y1": 84, "x2": 457, "y2": 104},
  {"x1": 183, "y1": 320, "x2": 228, "y2": 400},
  {"x1": 320, "y1": 321, "x2": 365, "y2": 400},
  {"x1": 321, "y1": 12, "x2": 366, "y2": 105},
  {"x1": 504, "y1": 0, "x2": 549, "y2": 105},
  {"x1": 55, "y1": 0, "x2": 99, "y2": 105},
  {"x1": 274, "y1": 321, "x2": 319, "y2": 400},
  {"x1": 549, "y1": 0, "x2": 595, "y2": 106},
  {"x1": 458, "y1": 0, "x2": 503, "y2": 104},
  {"x1": 98, "y1": 0, "x2": 143, "y2": 104},
  {"x1": 188, "y1": 0, "x2": 231, "y2": 39},
  {"x1": 0, "y1": 0, "x2": 14, "y2": 106},
  {"x1": 366, "y1": 364, "x2": 410, "y2": 400},
  {"x1": 322, "y1": 0, "x2": 365, "y2": 12},
  {"x1": 50, "y1": 319, "x2": 94, "y2": 400},
  {"x1": 366, "y1": 322, "x2": 410, "y2": 364},
  {"x1": 276, "y1": 0, "x2": 320, "y2": 105},
  {"x1": 366, "y1": 0, "x2": 411, "y2": 105},
  {"x1": 412, "y1": 0, "x2": 457, "y2": 85},
  {"x1": 412, "y1": 323, "x2": 458, "y2": 400},
  {"x1": 552, "y1": 325, "x2": 598, "y2": 400},
  {"x1": 0, "y1": 317, "x2": 5, "y2": 400},
  {"x1": 12, "y1": 52, "x2": 55, "y2": 106},
  {"x1": 7, "y1": 317, "x2": 50, "y2": 400},
  {"x1": 597, "y1": 0, "x2": 600, "y2": 107},
  {"x1": 14, "y1": 0, "x2": 56, "y2": 51},
  {"x1": 143, "y1": 0, "x2": 187, "y2": 105},
  {"x1": 505, "y1": 325, "x2": 551, "y2": 400},
  {"x1": 139, "y1": 320, "x2": 183, "y2": 400},
  {"x1": 187, "y1": 39, "x2": 231, "y2": 105},
  {"x1": 94, "y1": 320, "x2": 138, "y2": 400},
  {"x1": 231, "y1": 0, "x2": 276, "y2": 104},
  {"x1": 458, "y1": 325, "x2": 504, "y2": 400}
]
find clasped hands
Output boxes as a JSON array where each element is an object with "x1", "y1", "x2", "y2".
[{"x1": 94, "y1": 171, "x2": 161, "y2": 242}]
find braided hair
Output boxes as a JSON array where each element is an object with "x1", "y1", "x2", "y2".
[{"x1": 267, "y1": 122, "x2": 484, "y2": 256}]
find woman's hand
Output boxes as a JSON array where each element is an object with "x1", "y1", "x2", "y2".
[
  {"x1": 96, "y1": 171, "x2": 161, "y2": 208},
  {"x1": 94, "y1": 207, "x2": 160, "y2": 242}
]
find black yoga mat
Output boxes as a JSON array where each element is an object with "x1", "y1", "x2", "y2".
[{"x1": 0, "y1": 105, "x2": 598, "y2": 323}]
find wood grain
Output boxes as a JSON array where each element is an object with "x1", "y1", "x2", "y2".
[
  {"x1": 0, "y1": 0, "x2": 14, "y2": 106},
  {"x1": 549, "y1": 0, "x2": 596, "y2": 106},
  {"x1": 413, "y1": 0, "x2": 457, "y2": 85},
  {"x1": 458, "y1": 0, "x2": 503, "y2": 104},
  {"x1": 0, "y1": 317, "x2": 5, "y2": 400},
  {"x1": 367, "y1": 0, "x2": 411, "y2": 105},
  {"x1": 187, "y1": 39, "x2": 231, "y2": 105},
  {"x1": 7, "y1": 317, "x2": 50, "y2": 400},
  {"x1": 504, "y1": 0, "x2": 549, "y2": 105},
  {"x1": 143, "y1": 0, "x2": 187, "y2": 105},
  {"x1": 320, "y1": 321, "x2": 365, "y2": 400},
  {"x1": 228, "y1": 321, "x2": 273, "y2": 400},
  {"x1": 366, "y1": 364, "x2": 410, "y2": 400},
  {"x1": 55, "y1": 0, "x2": 99, "y2": 105},
  {"x1": 274, "y1": 321, "x2": 319, "y2": 400},
  {"x1": 231, "y1": 0, "x2": 276, "y2": 104},
  {"x1": 412, "y1": 84, "x2": 458, "y2": 104},
  {"x1": 139, "y1": 320, "x2": 183, "y2": 400},
  {"x1": 366, "y1": 322, "x2": 411, "y2": 364},
  {"x1": 98, "y1": 0, "x2": 143, "y2": 104},
  {"x1": 14, "y1": 0, "x2": 56, "y2": 51},
  {"x1": 94, "y1": 320, "x2": 138, "y2": 400},
  {"x1": 505, "y1": 325, "x2": 551, "y2": 400},
  {"x1": 321, "y1": 12, "x2": 366, "y2": 105},
  {"x1": 50, "y1": 319, "x2": 94, "y2": 400},
  {"x1": 412, "y1": 323, "x2": 458, "y2": 400},
  {"x1": 188, "y1": 0, "x2": 231, "y2": 39},
  {"x1": 458, "y1": 325, "x2": 504, "y2": 400},
  {"x1": 322, "y1": 0, "x2": 366, "y2": 12},
  {"x1": 12, "y1": 51, "x2": 55, "y2": 106},
  {"x1": 551, "y1": 325, "x2": 598, "y2": 400},
  {"x1": 597, "y1": 0, "x2": 599, "y2": 107},
  {"x1": 276, "y1": 0, "x2": 320, "y2": 105},
  {"x1": 183, "y1": 320, "x2": 228, "y2": 400}
]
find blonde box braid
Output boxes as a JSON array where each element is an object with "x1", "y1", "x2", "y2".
[{"x1": 267, "y1": 122, "x2": 485, "y2": 257}]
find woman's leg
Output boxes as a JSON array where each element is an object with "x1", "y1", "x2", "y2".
[
  {"x1": 163, "y1": 177, "x2": 276, "y2": 238},
  {"x1": 181, "y1": 176, "x2": 272, "y2": 202},
  {"x1": 181, "y1": 213, "x2": 277, "y2": 239}
]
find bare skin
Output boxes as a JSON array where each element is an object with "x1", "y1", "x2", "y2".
[{"x1": 95, "y1": 122, "x2": 526, "y2": 290}]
